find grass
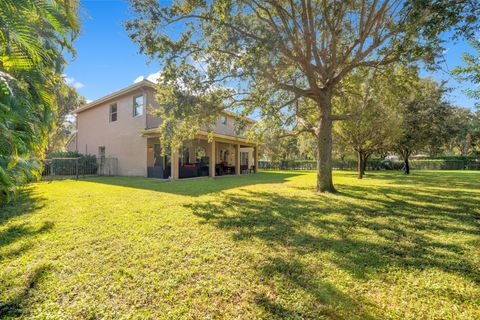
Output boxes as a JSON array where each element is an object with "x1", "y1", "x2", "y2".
[{"x1": 0, "y1": 170, "x2": 479, "y2": 319}]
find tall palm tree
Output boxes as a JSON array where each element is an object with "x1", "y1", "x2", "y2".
[{"x1": 0, "y1": 0, "x2": 80, "y2": 202}]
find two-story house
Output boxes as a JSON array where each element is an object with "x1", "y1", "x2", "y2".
[{"x1": 67, "y1": 79, "x2": 258, "y2": 179}]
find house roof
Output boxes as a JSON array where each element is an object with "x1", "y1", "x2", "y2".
[{"x1": 71, "y1": 79, "x2": 256, "y2": 123}]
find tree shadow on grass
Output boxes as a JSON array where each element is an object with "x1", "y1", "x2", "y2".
[
  {"x1": 81, "y1": 171, "x2": 304, "y2": 197},
  {"x1": 0, "y1": 189, "x2": 46, "y2": 226},
  {"x1": 0, "y1": 191, "x2": 54, "y2": 318},
  {"x1": 256, "y1": 257, "x2": 377, "y2": 319},
  {"x1": 0, "y1": 264, "x2": 53, "y2": 318},
  {"x1": 360, "y1": 170, "x2": 480, "y2": 190},
  {"x1": 0, "y1": 189, "x2": 51, "y2": 276},
  {"x1": 0, "y1": 221, "x2": 54, "y2": 249},
  {"x1": 185, "y1": 180, "x2": 479, "y2": 318}
]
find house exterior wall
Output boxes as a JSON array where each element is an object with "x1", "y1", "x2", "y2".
[
  {"x1": 213, "y1": 116, "x2": 238, "y2": 136},
  {"x1": 73, "y1": 81, "x2": 256, "y2": 178},
  {"x1": 145, "y1": 87, "x2": 249, "y2": 137},
  {"x1": 145, "y1": 88, "x2": 162, "y2": 129},
  {"x1": 75, "y1": 88, "x2": 148, "y2": 176}
]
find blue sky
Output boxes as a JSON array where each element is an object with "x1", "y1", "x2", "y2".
[{"x1": 65, "y1": 0, "x2": 478, "y2": 109}]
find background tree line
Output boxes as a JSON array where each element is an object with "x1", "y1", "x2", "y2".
[{"x1": 261, "y1": 67, "x2": 480, "y2": 178}]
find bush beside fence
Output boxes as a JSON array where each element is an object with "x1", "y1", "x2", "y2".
[
  {"x1": 42, "y1": 152, "x2": 118, "y2": 179},
  {"x1": 259, "y1": 160, "x2": 383, "y2": 171}
]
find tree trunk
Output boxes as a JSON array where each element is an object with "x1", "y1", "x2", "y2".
[
  {"x1": 363, "y1": 154, "x2": 370, "y2": 173},
  {"x1": 316, "y1": 94, "x2": 336, "y2": 193},
  {"x1": 404, "y1": 154, "x2": 410, "y2": 174},
  {"x1": 357, "y1": 150, "x2": 365, "y2": 179},
  {"x1": 461, "y1": 133, "x2": 472, "y2": 156}
]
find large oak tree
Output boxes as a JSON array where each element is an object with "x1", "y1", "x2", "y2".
[
  {"x1": 127, "y1": 0, "x2": 479, "y2": 192},
  {"x1": 394, "y1": 78, "x2": 453, "y2": 174}
]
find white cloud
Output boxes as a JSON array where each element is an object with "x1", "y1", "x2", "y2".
[
  {"x1": 146, "y1": 71, "x2": 161, "y2": 83},
  {"x1": 133, "y1": 75, "x2": 144, "y2": 83},
  {"x1": 63, "y1": 74, "x2": 85, "y2": 89},
  {"x1": 133, "y1": 71, "x2": 162, "y2": 84},
  {"x1": 86, "y1": 99, "x2": 93, "y2": 104}
]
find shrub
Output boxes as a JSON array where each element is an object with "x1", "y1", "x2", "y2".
[{"x1": 44, "y1": 152, "x2": 98, "y2": 176}]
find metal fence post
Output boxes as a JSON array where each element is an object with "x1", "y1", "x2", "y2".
[{"x1": 76, "y1": 157, "x2": 79, "y2": 180}]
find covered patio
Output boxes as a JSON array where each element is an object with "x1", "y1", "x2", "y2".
[{"x1": 144, "y1": 130, "x2": 258, "y2": 180}]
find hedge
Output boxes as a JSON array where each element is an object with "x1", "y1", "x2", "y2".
[
  {"x1": 259, "y1": 159, "x2": 480, "y2": 171},
  {"x1": 43, "y1": 151, "x2": 98, "y2": 176}
]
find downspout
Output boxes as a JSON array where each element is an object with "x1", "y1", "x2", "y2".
[
  {"x1": 75, "y1": 114, "x2": 78, "y2": 152},
  {"x1": 144, "y1": 87, "x2": 148, "y2": 129},
  {"x1": 143, "y1": 85, "x2": 148, "y2": 177}
]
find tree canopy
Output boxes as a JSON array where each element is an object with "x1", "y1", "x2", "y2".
[
  {"x1": 453, "y1": 40, "x2": 480, "y2": 108},
  {"x1": 47, "y1": 82, "x2": 86, "y2": 154}
]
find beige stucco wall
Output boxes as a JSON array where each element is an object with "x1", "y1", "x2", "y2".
[
  {"x1": 75, "y1": 88, "x2": 148, "y2": 176},
  {"x1": 213, "y1": 116, "x2": 238, "y2": 136},
  {"x1": 145, "y1": 88, "x2": 163, "y2": 129}
]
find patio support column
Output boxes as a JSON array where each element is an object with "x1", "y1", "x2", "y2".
[
  {"x1": 235, "y1": 143, "x2": 241, "y2": 175},
  {"x1": 209, "y1": 140, "x2": 216, "y2": 178},
  {"x1": 254, "y1": 145, "x2": 259, "y2": 173},
  {"x1": 171, "y1": 148, "x2": 179, "y2": 180}
]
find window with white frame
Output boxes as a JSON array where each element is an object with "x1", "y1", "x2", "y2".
[
  {"x1": 133, "y1": 95, "x2": 144, "y2": 117},
  {"x1": 110, "y1": 103, "x2": 117, "y2": 122}
]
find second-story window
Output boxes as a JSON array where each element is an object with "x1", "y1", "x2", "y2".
[
  {"x1": 220, "y1": 115, "x2": 227, "y2": 125},
  {"x1": 110, "y1": 104, "x2": 117, "y2": 122},
  {"x1": 133, "y1": 95, "x2": 144, "y2": 117}
]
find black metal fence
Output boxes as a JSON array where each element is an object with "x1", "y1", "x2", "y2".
[
  {"x1": 259, "y1": 160, "x2": 480, "y2": 171},
  {"x1": 42, "y1": 157, "x2": 118, "y2": 179},
  {"x1": 259, "y1": 160, "x2": 380, "y2": 171}
]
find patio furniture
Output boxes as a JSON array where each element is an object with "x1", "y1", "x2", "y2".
[
  {"x1": 216, "y1": 163, "x2": 236, "y2": 175},
  {"x1": 179, "y1": 164, "x2": 198, "y2": 178}
]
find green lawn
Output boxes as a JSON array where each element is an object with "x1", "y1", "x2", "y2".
[{"x1": 1, "y1": 171, "x2": 479, "y2": 319}]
